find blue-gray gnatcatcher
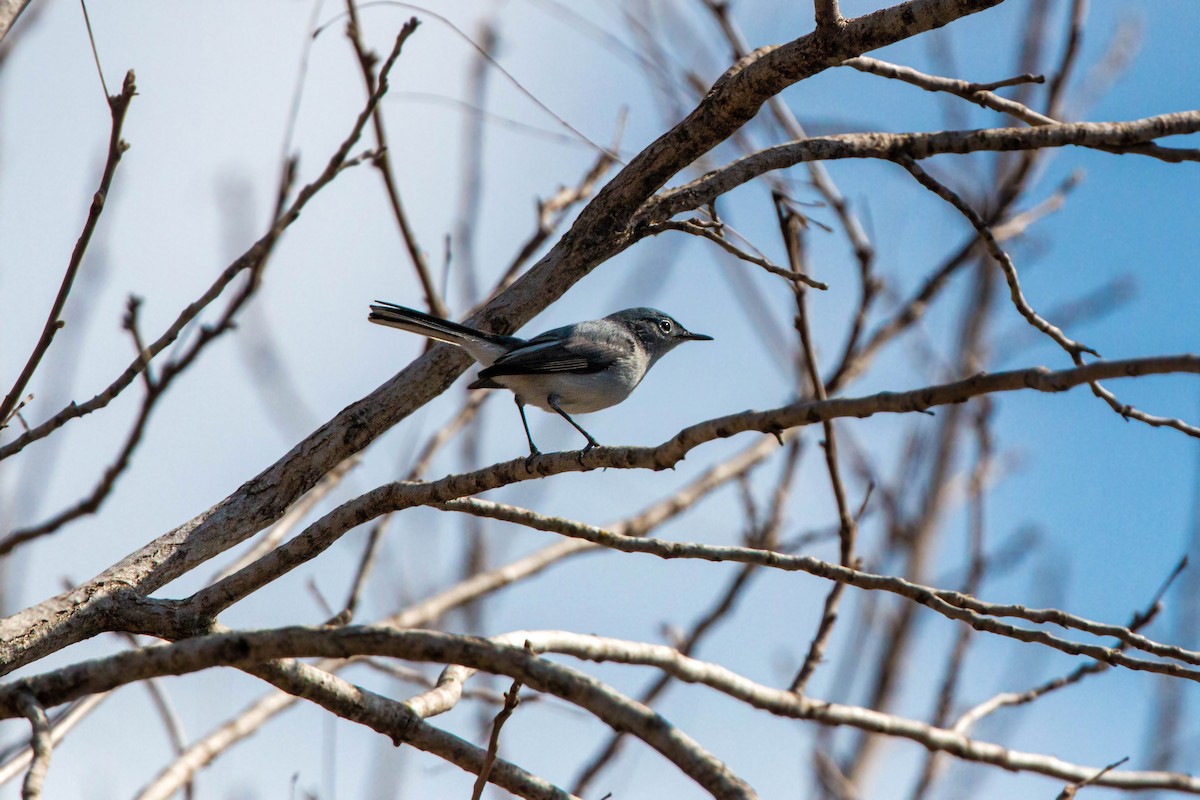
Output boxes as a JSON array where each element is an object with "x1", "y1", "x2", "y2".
[{"x1": 368, "y1": 302, "x2": 712, "y2": 458}]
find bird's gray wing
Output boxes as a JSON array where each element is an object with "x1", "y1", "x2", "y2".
[{"x1": 476, "y1": 325, "x2": 624, "y2": 378}]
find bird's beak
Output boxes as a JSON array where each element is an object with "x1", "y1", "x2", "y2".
[{"x1": 682, "y1": 330, "x2": 713, "y2": 341}]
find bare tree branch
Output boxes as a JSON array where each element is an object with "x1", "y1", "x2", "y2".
[
  {"x1": 344, "y1": 0, "x2": 448, "y2": 318},
  {"x1": 15, "y1": 693, "x2": 51, "y2": 800},
  {"x1": 0, "y1": 70, "x2": 135, "y2": 429},
  {"x1": 5, "y1": 627, "x2": 1199, "y2": 794},
  {"x1": 645, "y1": 110, "x2": 1200, "y2": 222}
]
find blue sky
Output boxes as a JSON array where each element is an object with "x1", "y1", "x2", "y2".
[{"x1": 1, "y1": 1, "x2": 1197, "y2": 798}]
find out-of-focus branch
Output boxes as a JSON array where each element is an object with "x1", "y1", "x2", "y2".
[
  {"x1": 772, "y1": 196, "x2": 859, "y2": 694},
  {"x1": 135, "y1": 690, "x2": 296, "y2": 800},
  {"x1": 0, "y1": 71, "x2": 135, "y2": 429},
  {"x1": 483, "y1": 124, "x2": 622, "y2": 302},
  {"x1": 1045, "y1": 0, "x2": 1088, "y2": 119},
  {"x1": 906, "y1": 401, "x2": 994, "y2": 799},
  {"x1": 0, "y1": 23, "x2": 414, "y2": 464},
  {"x1": 0, "y1": 695, "x2": 106, "y2": 789}
]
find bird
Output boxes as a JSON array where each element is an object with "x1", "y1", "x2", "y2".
[{"x1": 368, "y1": 301, "x2": 712, "y2": 459}]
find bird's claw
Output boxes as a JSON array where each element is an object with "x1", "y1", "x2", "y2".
[{"x1": 577, "y1": 440, "x2": 600, "y2": 466}]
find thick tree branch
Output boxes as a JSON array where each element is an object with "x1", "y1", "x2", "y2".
[
  {"x1": 4, "y1": 627, "x2": 1198, "y2": 794},
  {"x1": 0, "y1": 0, "x2": 1012, "y2": 679},
  {"x1": 0, "y1": 0, "x2": 31, "y2": 44}
]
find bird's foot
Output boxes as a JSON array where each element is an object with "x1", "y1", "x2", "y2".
[
  {"x1": 577, "y1": 439, "x2": 600, "y2": 466},
  {"x1": 524, "y1": 447, "x2": 541, "y2": 472}
]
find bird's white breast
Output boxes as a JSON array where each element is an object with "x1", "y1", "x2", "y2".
[{"x1": 496, "y1": 350, "x2": 650, "y2": 414}]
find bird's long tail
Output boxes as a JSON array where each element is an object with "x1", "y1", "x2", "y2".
[{"x1": 367, "y1": 301, "x2": 508, "y2": 347}]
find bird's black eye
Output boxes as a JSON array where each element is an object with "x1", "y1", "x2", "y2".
[{"x1": 658, "y1": 319, "x2": 672, "y2": 334}]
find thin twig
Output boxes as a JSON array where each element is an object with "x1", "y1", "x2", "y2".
[
  {"x1": 842, "y1": 57, "x2": 1196, "y2": 164},
  {"x1": 0, "y1": 70, "x2": 136, "y2": 428},
  {"x1": 968, "y1": 72, "x2": 1044, "y2": 92},
  {"x1": 0, "y1": 695, "x2": 106, "y2": 788},
  {"x1": 340, "y1": 516, "x2": 386, "y2": 621},
  {"x1": 952, "y1": 556, "x2": 1185, "y2": 737},
  {"x1": 1056, "y1": 756, "x2": 1129, "y2": 799},
  {"x1": 471, "y1": 675, "x2": 523, "y2": 800},
  {"x1": 0, "y1": 22, "x2": 419, "y2": 463},
  {"x1": 894, "y1": 155, "x2": 1095, "y2": 360},
  {"x1": 897, "y1": 154, "x2": 1200, "y2": 438},
  {"x1": 77, "y1": 0, "x2": 108, "y2": 98},
  {"x1": 649, "y1": 218, "x2": 828, "y2": 289},
  {"x1": 317, "y1": 1, "x2": 616, "y2": 159},
  {"x1": 0, "y1": 377, "x2": 157, "y2": 555},
  {"x1": 344, "y1": 0, "x2": 448, "y2": 317},
  {"x1": 15, "y1": 693, "x2": 51, "y2": 800},
  {"x1": 643, "y1": 110, "x2": 1200, "y2": 224},
  {"x1": 430, "y1": 493, "x2": 1200, "y2": 681}
]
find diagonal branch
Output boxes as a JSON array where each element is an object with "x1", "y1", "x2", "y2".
[
  {"x1": 0, "y1": 23, "x2": 413, "y2": 464},
  {"x1": 344, "y1": 0, "x2": 448, "y2": 318},
  {"x1": 0, "y1": 0, "x2": 1036, "y2": 687},
  {"x1": 894, "y1": 155, "x2": 1094, "y2": 359},
  {"x1": 0, "y1": 71, "x2": 136, "y2": 429}
]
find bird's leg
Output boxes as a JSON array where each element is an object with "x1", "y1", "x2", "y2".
[
  {"x1": 547, "y1": 394, "x2": 600, "y2": 455},
  {"x1": 515, "y1": 396, "x2": 540, "y2": 468}
]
